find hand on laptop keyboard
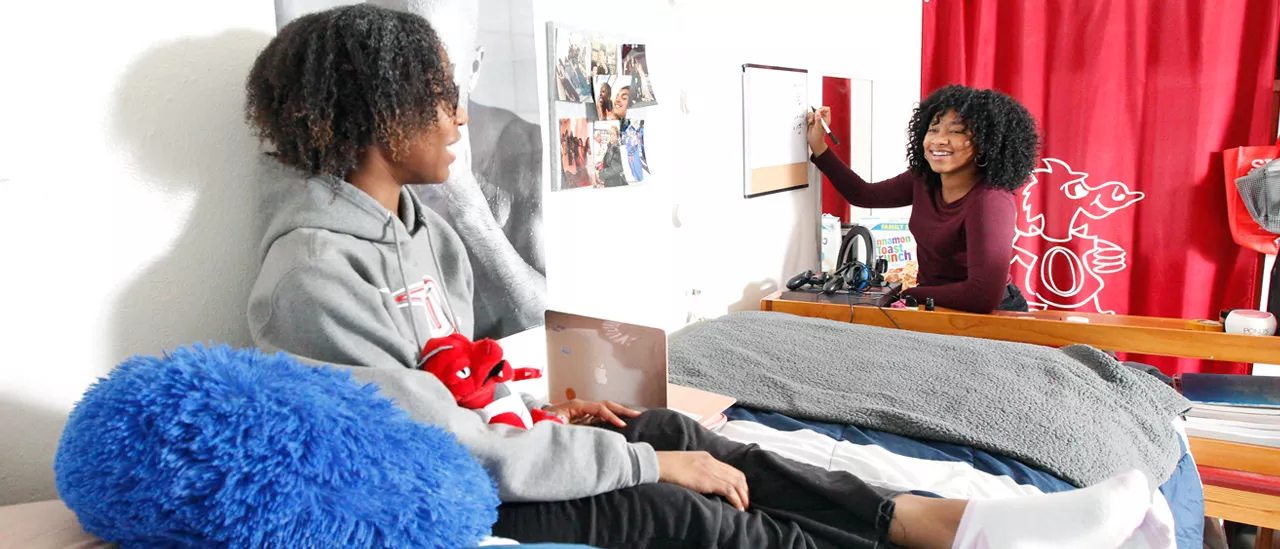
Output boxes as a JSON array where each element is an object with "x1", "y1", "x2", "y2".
[{"x1": 543, "y1": 399, "x2": 642, "y2": 428}]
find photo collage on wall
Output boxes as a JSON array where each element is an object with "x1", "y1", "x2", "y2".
[{"x1": 553, "y1": 29, "x2": 655, "y2": 191}]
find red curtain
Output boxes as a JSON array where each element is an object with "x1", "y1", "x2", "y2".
[
  {"x1": 923, "y1": 0, "x2": 1279, "y2": 374},
  {"x1": 821, "y1": 77, "x2": 853, "y2": 223}
]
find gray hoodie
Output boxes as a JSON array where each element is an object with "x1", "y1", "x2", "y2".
[{"x1": 248, "y1": 176, "x2": 659, "y2": 501}]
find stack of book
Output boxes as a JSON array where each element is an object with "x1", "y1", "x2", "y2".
[{"x1": 1181, "y1": 373, "x2": 1280, "y2": 449}]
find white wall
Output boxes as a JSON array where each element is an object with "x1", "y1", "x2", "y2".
[
  {"x1": 536, "y1": 0, "x2": 923, "y2": 329},
  {"x1": 0, "y1": 0, "x2": 276, "y2": 505},
  {"x1": 0, "y1": 0, "x2": 919, "y2": 505}
]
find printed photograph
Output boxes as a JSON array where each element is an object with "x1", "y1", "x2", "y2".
[
  {"x1": 553, "y1": 30, "x2": 592, "y2": 103},
  {"x1": 557, "y1": 118, "x2": 594, "y2": 191},
  {"x1": 621, "y1": 44, "x2": 656, "y2": 108},
  {"x1": 620, "y1": 119, "x2": 648, "y2": 184},
  {"x1": 591, "y1": 121, "x2": 628, "y2": 188},
  {"x1": 590, "y1": 39, "x2": 619, "y2": 76},
  {"x1": 593, "y1": 74, "x2": 634, "y2": 122}
]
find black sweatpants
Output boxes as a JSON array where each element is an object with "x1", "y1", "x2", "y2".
[{"x1": 492, "y1": 409, "x2": 898, "y2": 549}]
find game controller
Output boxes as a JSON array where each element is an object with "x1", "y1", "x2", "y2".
[
  {"x1": 821, "y1": 273, "x2": 846, "y2": 294},
  {"x1": 786, "y1": 270, "x2": 830, "y2": 291}
]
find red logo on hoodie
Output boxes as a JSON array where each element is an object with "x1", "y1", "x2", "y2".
[{"x1": 386, "y1": 277, "x2": 455, "y2": 338}]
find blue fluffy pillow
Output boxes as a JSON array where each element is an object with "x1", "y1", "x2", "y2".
[{"x1": 55, "y1": 344, "x2": 499, "y2": 548}]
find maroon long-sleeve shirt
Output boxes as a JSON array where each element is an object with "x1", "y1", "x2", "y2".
[{"x1": 812, "y1": 149, "x2": 1016, "y2": 313}]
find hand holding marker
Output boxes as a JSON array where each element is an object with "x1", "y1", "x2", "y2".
[
  {"x1": 811, "y1": 106, "x2": 839, "y2": 145},
  {"x1": 806, "y1": 106, "x2": 839, "y2": 156}
]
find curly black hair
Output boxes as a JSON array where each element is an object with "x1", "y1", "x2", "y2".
[
  {"x1": 244, "y1": 4, "x2": 459, "y2": 178},
  {"x1": 906, "y1": 85, "x2": 1040, "y2": 191}
]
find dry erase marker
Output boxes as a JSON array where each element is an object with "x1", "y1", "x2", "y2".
[{"x1": 810, "y1": 106, "x2": 839, "y2": 145}]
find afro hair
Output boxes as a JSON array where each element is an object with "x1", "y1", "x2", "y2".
[
  {"x1": 906, "y1": 85, "x2": 1041, "y2": 191},
  {"x1": 244, "y1": 4, "x2": 459, "y2": 178}
]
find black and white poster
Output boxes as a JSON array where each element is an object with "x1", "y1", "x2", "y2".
[{"x1": 275, "y1": 0, "x2": 546, "y2": 340}]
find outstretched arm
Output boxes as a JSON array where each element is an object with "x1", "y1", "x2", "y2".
[
  {"x1": 807, "y1": 107, "x2": 915, "y2": 209},
  {"x1": 811, "y1": 149, "x2": 918, "y2": 209}
]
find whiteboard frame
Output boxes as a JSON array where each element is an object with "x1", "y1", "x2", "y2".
[{"x1": 742, "y1": 63, "x2": 810, "y2": 199}]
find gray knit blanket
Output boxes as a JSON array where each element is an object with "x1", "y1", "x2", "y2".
[{"x1": 667, "y1": 311, "x2": 1191, "y2": 487}]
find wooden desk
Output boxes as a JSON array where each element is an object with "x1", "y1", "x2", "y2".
[
  {"x1": 1189, "y1": 437, "x2": 1280, "y2": 546},
  {"x1": 761, "y1": 291, "x2": 1280, "y2": 363}
]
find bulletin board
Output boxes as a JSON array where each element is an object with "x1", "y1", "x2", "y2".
[
  {"x1": 546, "y1": 22, "x2": 658, "y2": 192},
  {"x1": 742, "y1": 64, "x2": 809, "y2": 198}
]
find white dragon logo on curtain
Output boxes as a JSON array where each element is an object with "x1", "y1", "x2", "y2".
[{"x1": 1011, "y1": 158, "x2": 1145, "y2": 314}]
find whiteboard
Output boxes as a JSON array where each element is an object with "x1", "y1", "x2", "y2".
[{"x1": 742, "y1": 64, "x2": 809, "y2": 198}]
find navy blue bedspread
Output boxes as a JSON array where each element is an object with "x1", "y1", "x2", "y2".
[{"x1": 726, "y1": 407, "x2": 1204, "y2": 549}]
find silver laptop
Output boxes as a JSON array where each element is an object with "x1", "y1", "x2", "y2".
[{"x1": 544, "y1": 310, "x2": 736, "y2": 422}]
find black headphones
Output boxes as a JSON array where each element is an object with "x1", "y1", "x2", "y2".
[
  {"x1": 822, "y1": 260, "x2": 878, "y2": 294},
  {"x1": 822, "y1": 225, "x2": 887, "y2": 295},
  {"x1": 837, "y1": 224, "x2": 874, "y2": 269}
]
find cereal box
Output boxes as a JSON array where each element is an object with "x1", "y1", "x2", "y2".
[{"x1": 861, "y1": 218, "x2": 916, "y2": 270}]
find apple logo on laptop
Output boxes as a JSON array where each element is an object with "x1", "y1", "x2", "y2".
[{"x1": 595, "y1": 364, "x2": 608, "y2": 385}]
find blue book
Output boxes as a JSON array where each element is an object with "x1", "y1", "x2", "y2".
[{"x1": 1181, "y1": 374, "x2": 1280, "y2": 408}]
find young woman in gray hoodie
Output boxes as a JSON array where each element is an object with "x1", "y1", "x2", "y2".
[{"x1": 242, "y1": 4, "x2": 1159, "y2": 548}]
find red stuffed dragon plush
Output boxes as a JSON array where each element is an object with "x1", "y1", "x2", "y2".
[{"x1": 419, "y1": 333, "x2": 564, "y2": 430}]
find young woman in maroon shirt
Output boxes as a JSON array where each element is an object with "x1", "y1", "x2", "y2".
[{"x1": 808, "y1": 85, "x2": 1041, "y2": 313}]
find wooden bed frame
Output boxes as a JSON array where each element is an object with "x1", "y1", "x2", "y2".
[{"x1": 761, "y1": 292, "x2": 1280, "y2": 547}]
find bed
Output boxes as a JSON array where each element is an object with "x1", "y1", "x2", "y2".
[
  {"x1": 691, "y1": 292, "x2": 1280, "y2": 549},
  {"x1": 664, "y1": 318, "x2": 1204, "y2": 548},
  {"x1": 504, "y1": 303, "x2": 1214, "y2": 548}
]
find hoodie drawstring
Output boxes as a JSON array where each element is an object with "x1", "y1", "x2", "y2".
[
  {"x1": 389, "y1": 213, "x2": 426, "y2": 356},
  {"x1": 421, "y1": 218, "x2": 463, "y2": 334}
]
